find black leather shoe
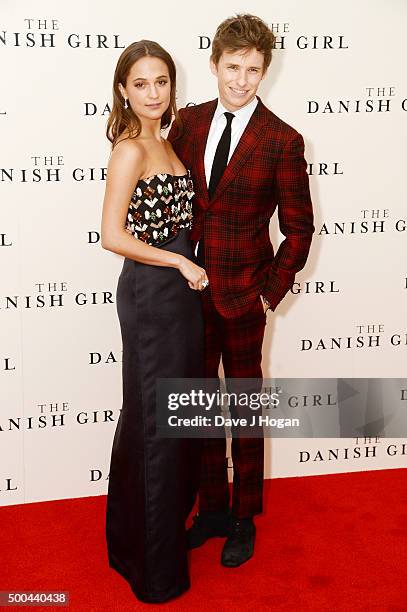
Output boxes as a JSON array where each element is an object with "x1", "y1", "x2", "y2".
[
  {"x1": 221, "y1": 517, "x2": 256, "y2": 567},
  {"x1": 187, "y1": 511, "x2": 231, "y2": 549}
]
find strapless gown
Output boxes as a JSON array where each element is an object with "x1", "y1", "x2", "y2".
[{"x1": 105, "y1": 172, "x2": 204, "y2": 603}]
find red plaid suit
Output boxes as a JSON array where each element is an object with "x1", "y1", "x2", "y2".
[{"x1": 168, "y1": 97, "x2": 314, "y2": 518}]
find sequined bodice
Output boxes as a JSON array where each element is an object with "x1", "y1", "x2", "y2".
[{"x1": 124, "y1": 171, "x2": 194, "y2": 246}]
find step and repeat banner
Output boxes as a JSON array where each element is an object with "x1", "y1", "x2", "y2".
[{"x1": 1, "y1": 0, "x2": 406, "y2": 505}]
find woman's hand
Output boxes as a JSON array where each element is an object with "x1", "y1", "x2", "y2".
[{"x1": 177, "y1": 256, "x2": 209, "y2": 291}]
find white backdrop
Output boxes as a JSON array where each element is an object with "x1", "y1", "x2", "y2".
[{"x1": 1, "y1": 0, "x2": 406, "y2": 505}]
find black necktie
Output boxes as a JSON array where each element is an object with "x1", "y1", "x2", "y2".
[
  {"x1": 208, "y1": 111, "x2": 235, "y2": 200},
  {"x1": 197, "y1": 111, "x2": 234, "y2": 266}
]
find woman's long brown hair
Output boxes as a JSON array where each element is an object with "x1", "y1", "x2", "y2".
[{"x1": 106, "y1": 40, "x2": 181, "y2": 148}]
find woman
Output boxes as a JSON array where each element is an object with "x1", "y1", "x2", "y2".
[{"x1": 101, "y1": 40, "x2": 207, "y2": 603}]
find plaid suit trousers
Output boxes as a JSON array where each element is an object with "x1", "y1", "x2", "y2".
[{"x1": 198, "y1": 289, "x2": 266, "y2": 518}]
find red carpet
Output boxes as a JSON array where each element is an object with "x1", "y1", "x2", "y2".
[{"x1": 1, "y1": 469, "x2": 406, "y2": 611}]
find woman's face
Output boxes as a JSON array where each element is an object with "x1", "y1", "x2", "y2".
[{"x1": 119, "y1": 56, "x2": 171, "y2": 122}]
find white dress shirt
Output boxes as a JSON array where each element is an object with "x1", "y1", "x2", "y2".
[{"x1": 204, "y1": 96, "x2": 258, "y2": 186}]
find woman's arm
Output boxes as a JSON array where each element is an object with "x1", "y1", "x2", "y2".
[{"x1": 101, "y1": 139, "x2": 207, "y2": 291}]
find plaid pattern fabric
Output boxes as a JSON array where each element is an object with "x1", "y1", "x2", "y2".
[
  {"x1": 197, "y1": 292, "x2": 266, "y2": 518},
  {"x1": 168, "y1": 97, "x2": 314, "y2": 318}
]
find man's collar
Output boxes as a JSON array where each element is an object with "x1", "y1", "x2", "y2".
[{"x1": 214, "y1": 96, "x2": 259, "y2": 123}]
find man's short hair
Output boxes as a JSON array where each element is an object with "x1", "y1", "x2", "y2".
[{"x1": 211, "y1": 14, "x2": 275, "y2": 72}]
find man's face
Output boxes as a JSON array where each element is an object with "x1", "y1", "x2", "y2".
[{"x1": 210, "y1": 47, "x2": 266, "y2": 112}]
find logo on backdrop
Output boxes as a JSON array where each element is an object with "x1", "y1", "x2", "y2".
[
  {"x1": 0, "y1": 19, "x2": 125, "y2": 48},
  {"x1": 308, "y1": 162, "x2": 344, "y2": 176},
  {"x1": 0, "y1": 402, "x2": 119, "y2": 433},
  {"x1": 290, "y1": 280, "x2": 339, "y2": 295},
  {"x1": 84, "y1": 103, "x2": 111, "y2": 117},
  {"x1": 317, "y1": 209, "x2": 406, "y2": 236},
  {"x1": 0, "y1": 282, "x2": 114, "y2": 309},
  {"x1": 199, "y1": 25, "x2": 349, "y2": 52},
  {"x1": 298, "y1": 437, "x2": 407, "y2": 463},
  {"x1": 307, "y1": 86, "x2": 407, "y2": 114},
  {"x1": 0, "y1": 155, "x2": 107, "y2": 183},
  {"x1": 89, "y1": 351, "x2": 121, "y2": 365},
  {"x1": 300, "y1": 323, "x2": 407, "y2": 351}
]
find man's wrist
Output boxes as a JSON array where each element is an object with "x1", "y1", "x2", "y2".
[{"x1": 261, "y1": 295, "x2": 271, "y2": 312}]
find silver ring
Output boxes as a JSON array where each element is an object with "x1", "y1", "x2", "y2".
[{"x1": 201, "y1": 279, "x2": 209, "y2": 289}]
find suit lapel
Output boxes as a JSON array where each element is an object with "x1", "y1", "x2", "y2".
[
  {"x1": 209, "y1": 97, "x2": 269, "y2": 204},
  {"x1": 193, "y1": 99, "x2": 217, "y2": 208}
]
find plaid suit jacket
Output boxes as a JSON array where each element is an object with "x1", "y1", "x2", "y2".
[{"x1": 168, "y1": 96, "x2": 314, "y2": 319}]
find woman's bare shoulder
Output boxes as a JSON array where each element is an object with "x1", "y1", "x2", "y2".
[
  {"x1": 111, "y1": 135, "x2": 145, "y2": 162},
  {"x1": 114, "y1": 132, "x2": 143, "y2": 151}
]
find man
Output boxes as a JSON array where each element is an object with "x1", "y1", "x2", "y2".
[{"x1": 168, "y1": 14, "x2": 314, "y2": 567}]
